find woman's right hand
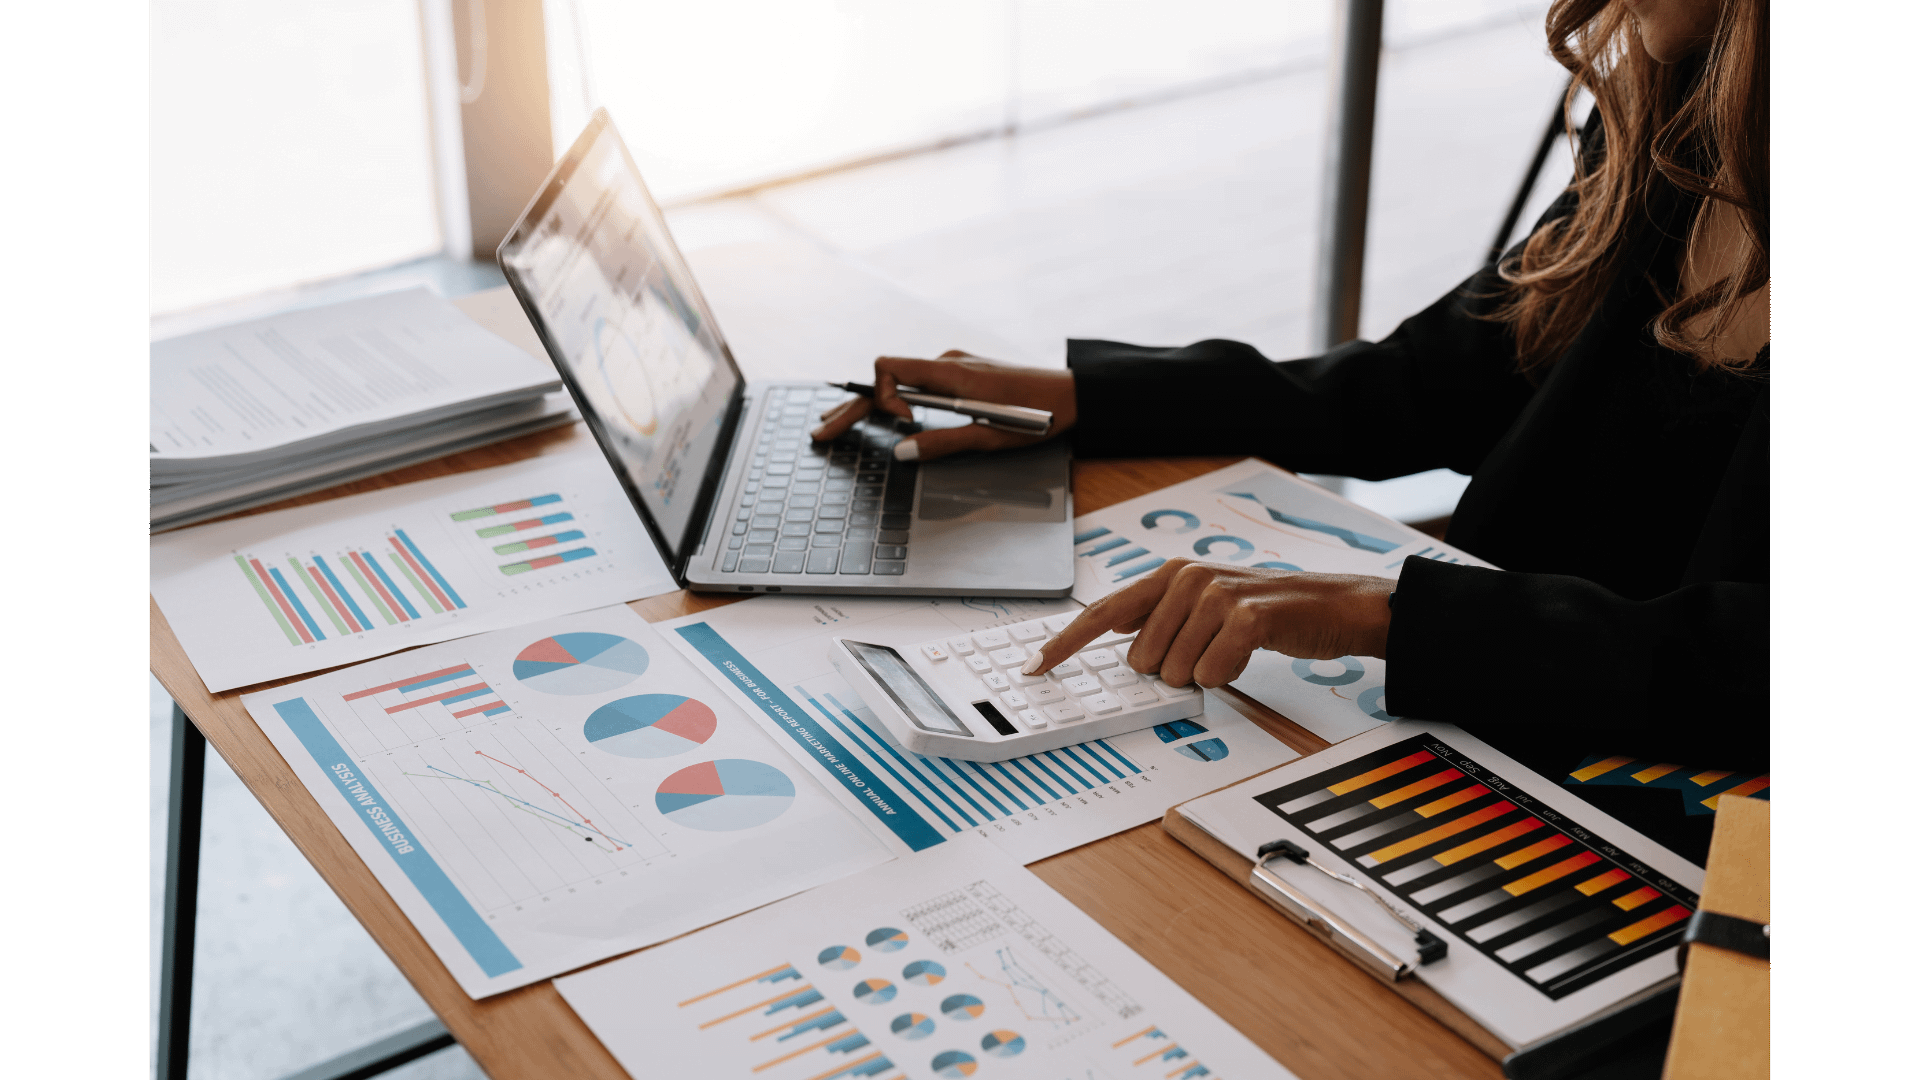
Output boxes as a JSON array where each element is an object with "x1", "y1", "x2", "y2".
[{"x1": 810, "y1": 351, "x2": 1076, "y2": 461}]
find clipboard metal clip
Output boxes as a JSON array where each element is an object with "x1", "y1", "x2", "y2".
[{"x1": 1251, "y1": 839, "x2": 1447, "y2": 982}]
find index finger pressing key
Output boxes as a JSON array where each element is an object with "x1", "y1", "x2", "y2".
[{"x1": 1020, "y1": 560, "x2": 1188, "y2": 674}]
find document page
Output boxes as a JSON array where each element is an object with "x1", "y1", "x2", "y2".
[
  {"x1": 1069, "y1": 461, "x2": 1493, "y2": 745},
  {"x1": 1177, "y1": 721, "x2": 1703, "y2": 1049},
  {"x1": 152, "y1": 447, "x2": 674, "y2": 690},
  {"x1": 656, "y1": 596, "x2": 1296, "y2": 863},
  {"x1": 556, "y1": 834, "x2": 1295, "y2": 1080},
  {"x1": 151, "y1": 288, "x2": 558, "y2": 470},
  {"x1": 242, "y1": 606, "x2": 892, "y2": 998}
]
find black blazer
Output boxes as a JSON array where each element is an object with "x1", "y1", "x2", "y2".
[{"x1": 1064, "y1": 171, "x2": 1769, "y2": 805}]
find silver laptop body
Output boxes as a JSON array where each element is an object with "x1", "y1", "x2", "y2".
[{"x1": 496, "y1": 110, "x2": 1073, "y2": 597}]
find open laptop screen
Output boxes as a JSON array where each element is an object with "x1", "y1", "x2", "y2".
[{"x1": 497, "y1": 111, "x2": 743, "y2": 562}]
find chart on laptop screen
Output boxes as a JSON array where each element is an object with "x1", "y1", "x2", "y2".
[
  {"x1": 499, "y1": 112, "x2": 741, "y2": 547},
  {"x1": 1252, "y1": 735, "x2": 1700, "y2": 1000}
]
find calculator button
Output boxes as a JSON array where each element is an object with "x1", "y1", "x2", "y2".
[
  {"x1": 1082, "y1": 692, "x2": 1124, "y2": 715},
  {"x1": 1080, "y1": 648, "x2": 1120, "y2": 670},
  {"x1": 1099, "y1": 667, "x2": 1140, "y2": 688},
  {"x1": 965, "y1": 655, "x2": 993, "y2": 674},
  {"x1": 972, "y1": 629, "x2": 1012, "y2": 650},
  {"x1": 1153, "y1": 680, "x2": 1199, "y2": 700},
  {"x1": 1119, "y1": 685, "x2": 1159, "y2": 707},
  {"x1": 1027, "y1": 684, "x2": 1066, "y2": 705},
  {"x1": 948, "y1": 638, "x2": 976, "y2": 655},
  {"x1": 1062, "y1": 675, "x2": 1103, "y2": 696},
  {"x1": 982, "y1": 672, "x2": 1011, "y2": 691},
  {"x1": 1007, "y1": 670, "x2": 1047, "y2": 686},
  {"x1": 1042, "y1": 613, "x2": 1075, "y2": 633},
  {"x1": 1050, "y1": 658, "x2": 1084, "y2": 678},
  {"x1": 999, "y1": 691, "x2": 1028, "y2": 709},
  {"x1": 920, "y1": 643, "x2": 950, "y2": 662},
  {"x1": 1009, "y1": 621, "x2": 1047, "y2": 643},
  {"x1": 1015, "y1": 709, "x2": 1047, "y2": 731},
  {"x1": 987, "y1": 645, "x2": 1028, "y2": 669},
  {"x1": 1044, "y1": 702, "x2": 1086, "y2": 723}
]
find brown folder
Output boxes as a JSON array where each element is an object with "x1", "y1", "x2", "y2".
[{"x1": 1663, "y1": 794, "x2": 1769, "y2": 1079}]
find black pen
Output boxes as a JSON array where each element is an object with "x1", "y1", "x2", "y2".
[{"x1": 827, "y1": 381, "x2": 1053, "y2": 435}]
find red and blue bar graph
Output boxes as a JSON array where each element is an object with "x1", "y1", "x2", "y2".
[{"x1": 240, "y1": 528, "x2": 469, "y2": 647}]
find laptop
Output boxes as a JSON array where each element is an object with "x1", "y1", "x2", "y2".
[{"x1": 496, "y1": 110, "x2": 1074, "y2": 597}]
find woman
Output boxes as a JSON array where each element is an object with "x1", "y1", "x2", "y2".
[{"x1": 812, "y1": 0, "x2": 1769, "y2": 806}]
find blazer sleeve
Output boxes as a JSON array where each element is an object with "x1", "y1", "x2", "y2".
[
  {"x1": 1068, "y1": 112, "x2": 1607, "y2": 481},
  {"x1": 1065, "y1": 267, "x2": 1540, "y2": 480},
  {"x1": 1383, "y1": 557, "x2": 1769, "y2": 774}
]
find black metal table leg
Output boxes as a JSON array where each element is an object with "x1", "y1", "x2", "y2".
[{"x1": 157, "y1": 703, "x2": 206, "y2": 1080}]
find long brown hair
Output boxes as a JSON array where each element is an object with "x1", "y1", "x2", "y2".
[{"x1": 1495, "y1": 0, "x2": 1768, "y2": 371}]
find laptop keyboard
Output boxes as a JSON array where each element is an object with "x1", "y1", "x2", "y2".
[{"x1": 718, "y1": 386, "x2": 914, "y2": 577}]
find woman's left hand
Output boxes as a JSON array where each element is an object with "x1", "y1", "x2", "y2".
[{"x1": 1023, "y1": 559, "x2": 1397, "y2": 688}]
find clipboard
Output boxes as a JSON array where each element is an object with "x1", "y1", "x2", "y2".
[
  {"x1": 1161, "y1": 800, "x2": 1516, "y2": 1059},
  {"x1": 1160, "y1": 724, "x2": 1714, "y2": 1079}
]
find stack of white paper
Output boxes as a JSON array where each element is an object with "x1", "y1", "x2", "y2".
[{"x1": 150, "y1": 288, "x2": 571, "y2": 531}]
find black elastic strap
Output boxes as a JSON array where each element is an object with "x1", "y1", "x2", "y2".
[{"x1": 1683, "y1": 909, "x2": 1769, "y2": 960}]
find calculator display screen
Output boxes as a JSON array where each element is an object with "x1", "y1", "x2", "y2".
[{"x1": 843, "y1": 641, "x2": 972, "y2": 737}]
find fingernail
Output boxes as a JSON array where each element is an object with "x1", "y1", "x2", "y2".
[
  {"x1": 810, "y1": 426, "x2": 827, "y2": 441},
  {"x1": 1020, "y1": 654, "x2": 1045, "y2": 675},
  {"x1": 893, "y1": 439, "x2": 919, "y2": 461}
]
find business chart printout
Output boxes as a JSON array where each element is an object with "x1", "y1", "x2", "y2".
[
  {"x1": 242, "y1": 605, "x2": 891, "y2": 997},
  {"x1": 1067, "y1": 460, "x2": 1493, "y2": 745},
  {"x1": 1178, "y1": 721, "x2": 1704, "y2": 1049},
  {"x1": 656, "y1": 595, "x2": 1297, "y2": 863},
  {"x1": 555, "y1": 834, "x2": 1296, "y2": 1080},
  {"x1": 153, "y1": 448, "x2": 675, "y2": 690}
]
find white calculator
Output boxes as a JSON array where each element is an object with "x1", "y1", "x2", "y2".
[{"x1": 829, "y1": 612, "x2": 1205, "y2": 761}]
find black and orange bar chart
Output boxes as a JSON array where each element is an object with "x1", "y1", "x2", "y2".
[{"x1": 1254, "y1": 737, "x2": 1698, "y2": 1000}]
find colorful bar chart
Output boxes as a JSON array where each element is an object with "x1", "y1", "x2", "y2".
[
  {"x1": 678, "y1": 962, "x2": 898, "y2": 1080},
  {"x1": 238, "y1": 526, "x2": 469, "y2": 648},
  {"x1": 451, "y1": 493, "x2": 564, "y2": 521},
  {"x1": 500, "y1": 546, "x2": 598, "y2": 576},
  {"x1": 796, "y1": 686, "x2": 1144, "y2": 837},
  {"x1": 1564, "y1": 754, "x2": 1771, "y2": 815},
  {"x1": 344, "y1": 664, "x2": 512, "y2": 718},
  {"x1": 493, "y1": 529, "x2": 588, "y2": 556},
  {"x1": 475, "y1": 511, "x2": 575, "y2": 538},
  {"x1": 1253, "y1": 735, "x2": 1699, "y2": 1000}
]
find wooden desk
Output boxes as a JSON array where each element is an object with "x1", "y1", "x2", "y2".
[{"x1": 151, "y1": 421, "x2": 1501, "y2": 1080}]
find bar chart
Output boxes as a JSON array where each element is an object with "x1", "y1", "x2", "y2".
[
  {"x1": 238, "y1": 526, "x2": 469, "y2": 647},
  {"x1": 1564, "y1": 754, "x2": 1771, "y2": 816},
  {"x1": 791, "y1": 675, "x2": 1148, "y2": 842},
  {"x1": 1253, "y1": 735, "x2": 1699, "y2": 1000},
  {"x1": 677, "y1": 962, "x2": 902, "y2": 1080},
  {"x1": 451, "y1": 492, "x2": 602, "y2": 577}
]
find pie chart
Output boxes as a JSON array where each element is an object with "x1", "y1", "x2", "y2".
[
  {"x1": 931, "y1": 1050, "x2": 978, "y2": 1078},
  {"x1": 514, "y1": 632, "x2": 649, "y2": 695},
  {"x1": 940, "y1": 994, "x2": 984, "y2": 1021},
  {"x1": 852, "y1": 979, "x2": 897, "y2": 1004},
  {"x1": 1292, "y1": 655, "x2": 1365, "y2": 687},
  {"x1": 891, "y1": 1013, "x2": 935, "y2": 1041},
  {"x1": 1175, "y1": 738, "x2": 1231, "y2": 762},
  {"x1": 655, "y1": 760, "x2": 796, "y2": 831},
  {"x1": 867, "y1": 927, "x2": 909, "y2": 952},
  {"x1": 980, "y1": 1030, "x2": 1026, "y2": 1058},
  {"x1": 585, "y1": 695, "x2": 717, "y2": 758},
  {"x1": 903, "y1": 960, "x2": 946, "y2": 986},
  {"x1": 818, "y1": 945, "x2": 860, "y2": 970}
]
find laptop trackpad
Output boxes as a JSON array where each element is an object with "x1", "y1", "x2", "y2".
[{"x1": 917, "y1": 445, "x2": 1068, "y2": 523}]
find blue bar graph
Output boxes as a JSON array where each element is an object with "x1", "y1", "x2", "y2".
[
  {"x1": 398, "y1": 666, "x2": 477, "y2": 694},
  {"x1": 397, "y1": 528, "x2": 467, "y2": 609},
  {"x1": 312, "y1": 556, "x2": 372, "y2": 630},
  {"x1": 1078, "y1": 536, "x2": 1130, "y2": 557},
  {"x1": 268, "y1": 567, "x2": 325, "y2": 640},
  {"x1": 1073, "y1": 526, "x2": 1112, "y2": 544},
  {"x1": 1114, "y1": 556, "x2": 1167, "y2": 581},
  {"x1": 364, "y1": 551, "x2": 421, "y2": 619}
]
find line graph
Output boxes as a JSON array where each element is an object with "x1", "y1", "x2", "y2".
[
  {"x1": 967, "y1": 947, "x2": 1081, "y2": 1027},
  {"x1": 406, "y1": 750, "x2": 636, "y2": 853},
  {"x1": 372, "y1": 725, "x2": 670, "y2": 910}
]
